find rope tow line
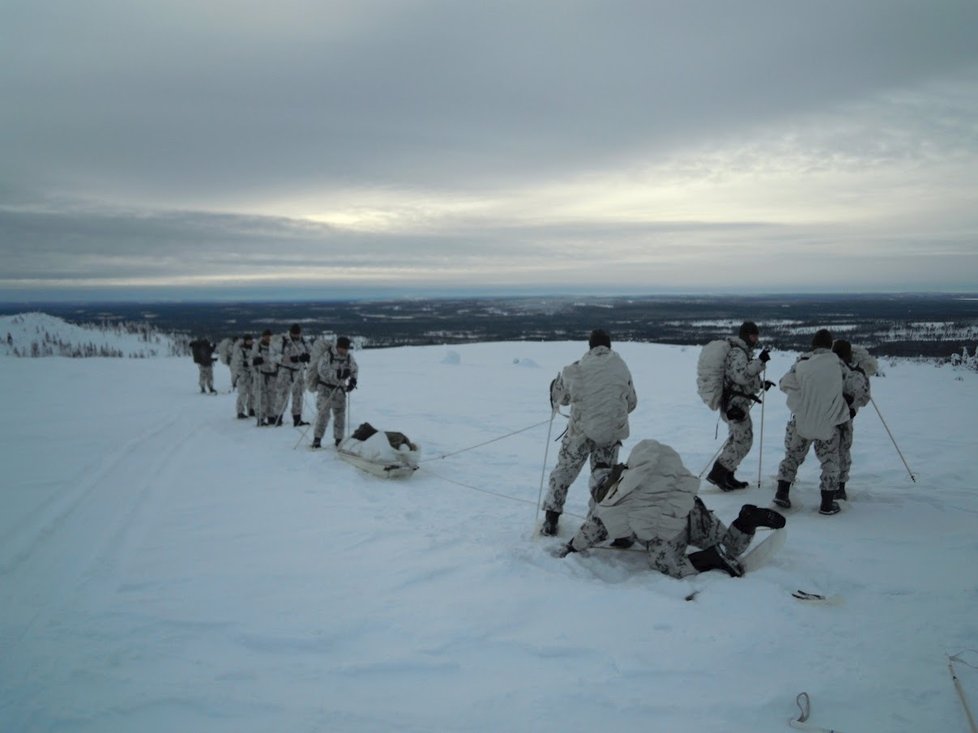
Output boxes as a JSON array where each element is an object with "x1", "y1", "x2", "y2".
[
  {"x1": 419, "y1": 418, "x2": 555, "y2": 463},
  {"x1": 949, "y1": 650, "x2": 978, "y2": 733},
  {"x1": 418, "y1": 463, "x2": 588, "y2": 520}
]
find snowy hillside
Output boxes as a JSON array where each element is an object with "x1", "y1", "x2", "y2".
[
  {"x1": 2, "y1": 340, "x2": 977, "y2": 733},
  {"x1": 0, "y1": 312, "x2": 184, "y2": 358}
]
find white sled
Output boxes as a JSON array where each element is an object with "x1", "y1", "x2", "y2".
[{"x1": 336, "y1": 425, "x2": 420, "y2": 480}]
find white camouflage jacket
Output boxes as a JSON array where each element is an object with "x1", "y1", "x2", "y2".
[
  {"x1": 779, "y1": 348, "x2": 849, "y2": 440},
  {"x1": 583, "y1": 439, "x2": 699, "y2": 544},
  {"x1": 551, "y1": 345, "x2": 637, "y2": 446},
  {"x1": 316, "y1": 344, "x2": 359, "y2": 390}
]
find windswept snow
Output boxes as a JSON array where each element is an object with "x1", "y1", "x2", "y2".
[{"x1": 1, "y1": 333, "x2": 977, "y2": 732}]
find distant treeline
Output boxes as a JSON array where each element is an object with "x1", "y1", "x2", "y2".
[{"x1": 2, "y1": 294, "x2": 977, "y2": 359}]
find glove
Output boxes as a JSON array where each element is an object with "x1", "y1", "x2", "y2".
[
  {"x1": 290, "y1": 355, "x2": 300, "y2": 363},
  {"x1": 844, "y1": 393, "x2": 854, "y2": 405},
  {"x1": 337, "y1": 367, "x2": 351, "y2": 380},
  {"x1": 299, "y1": 353, "x2": 311, "y2": 363},
  {"x1": 252, "y1": 357, "x2": 264, "y2": 366},
  {"x1": 555, "y1": 542, "x2": 576, "y2": 558},
  {"x1": 758, "y1": 349, "x2": 771, "y2": 363},
  {"x1": 764, "y1": 380, "x2": 775, "y2": 391},
  {"x1": 345, "y1": 377, "x2": 357, "y2": 392},
  {"x1": 725, "y1": 405, "x2": 746, "y2": 422}
]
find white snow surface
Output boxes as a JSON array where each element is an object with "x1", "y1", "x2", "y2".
[{"x1": 2, "y1": 329, "x2": 978, "y2": 732}]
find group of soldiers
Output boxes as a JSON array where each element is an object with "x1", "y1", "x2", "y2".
[
  {"x1": 192, "y1": 325, "x2": 360, "y2": 449},
  {"x1": 540, "y1": 323, "x2": 872, "y2": 579},
  {"x1": 192, "y1": 320, "x2": 873, "y2": 580}
]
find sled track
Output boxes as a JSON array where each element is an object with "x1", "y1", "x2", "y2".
[{"x1": 0, "y1": 414, "x2": 185, "y2": 577}]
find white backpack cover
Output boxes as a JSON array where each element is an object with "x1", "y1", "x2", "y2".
[
  {"x1": 305, "y1": 338, "x2": 331, "y2": 392},
  {"x1": 217, "y1": 337, "x2": 234, "y2": 365},
  {"x1": 850, "y1": 344, "x2": 878, "y2": 377},
  {"x1": 696, "y1": 339, "x2": 732, "y2": 410}
]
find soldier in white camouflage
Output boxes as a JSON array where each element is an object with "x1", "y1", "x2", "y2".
[
  {"x1": 540, "y1": 329, "x2": 637, "y2": 537},
  {"x1": 311, "y1": 336, "x2": 359, "y2": 449},
  {"x1": 832, "y1": 339, "x2": 872, "y2": 501},
  {"x1": 250, "y1": 330, "x2": 278, "y2": 426},
  {"x1": 707, "y1": 321, "x2": 773, "y2": 491},
  {"x1": 230, "y1": 335, "x2": 255, "y2": 419},
  {"x1": 271, "y1": 324, "x2": 312, "y2": 427},
  {"x1": 189, "y1": 338, "x2": 218, "y2": 394},
  {"x1": 774, "y1": 329, "x2": 851, "y2": 515},
  {"x1": 555, "y1": 440, "x2": 786, "y2": 578}
]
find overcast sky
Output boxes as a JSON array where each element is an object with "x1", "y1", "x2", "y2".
[{"x1": 2, "y1": 0, "x2": 977, "y2": 301}]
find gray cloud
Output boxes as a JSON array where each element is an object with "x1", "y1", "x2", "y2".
[
  {"x1": 1, "y1": 1, "x2": 977, "y2": 298},
  {"x1": 4, "y1": 1, "x2": 978, "y2": 200}
]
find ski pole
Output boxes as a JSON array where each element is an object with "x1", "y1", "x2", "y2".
[
  {"x1": 535, "y1": 409, "x2": 558, "y2": 528},
  {"x1": 345, "y1": 390, "x2": 352, "y2": 441},
  {"x1": 256, "y1": 371, "x2": 263, "y2": 427},
  {"x1": 869, "y1": 396, "x2": 916, "y2": 482},
  {"x1": 949, "y1": 654, "x2": 978, "y2": 733},
  {"x1": 698, "y1": 444, "x2": 724, "y2": 479},
  {"x1": 293, "y1": 385, "x2": 340, "y2": 449},
  {"x1": 757, "y1": 366, "x2": 766, "y2": 489}
]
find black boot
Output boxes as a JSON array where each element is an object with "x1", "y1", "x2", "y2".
[
  {"x1": 248, "y1": 409, "x2": 255, "y2": 417},
  {"x1": 236, "y1": 412, "x2": 247, "y2": 419},
  {"x1": 334, "y1": 438, "x2": 342, "y2": 447},
  {"x1": 707, "y1": 461, "x2": 740, "y2": 492},
  {"x1": 819, "y1": 491, "x2": 841, "y2": 516},
  {"x1": 310, "y1": 437, "x2": 321, "y2": 449},
  {"x1": 293, "y1": 414, "x2": 310, "y2": 427},
  {"x1": 200, "y1": 386, "x2": 206, "y2": 394},
  {"x1": 209, "y1": 387, "x2": 217, "y2": 394},
  {"x1": 688, "y1": 544, "x2": 744, "y2": 577},
  {"x1": 733, "y1": 504, "x2": 787, "y2": 534},
  {"x1": 728, "y1": 473, "x2": 749, "y2": 490},
  {"x1": 773, "y1": 480, "x2": 792, "y2": 509},
  {"x1": 273, "y1": 415, "x2": 284, "y2": 427},
  {"x1": 610, "y1": 537, "x2": 635, "y2": 549},
  {"x1": 835, "y1": 482, "x2": 848, "y2": 501},
  {"x1": 540, "y1": 510, "x2": 560, "y2": 536}
]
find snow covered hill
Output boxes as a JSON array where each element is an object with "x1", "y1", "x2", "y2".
[
  {"x1": 0, "y1": 312, "x2": 185, "y2": 358},
  {"x1": 1, "y1": 339, "x2": 976, "y2": 732}
]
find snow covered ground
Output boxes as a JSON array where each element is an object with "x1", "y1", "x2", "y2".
[{"x1": 2, "y1": 327, "x2": 977, "y2": 732}]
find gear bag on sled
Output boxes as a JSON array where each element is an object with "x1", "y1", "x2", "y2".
[{"x1": 696, "y1": 339, "x2": 732, "y2": 410}]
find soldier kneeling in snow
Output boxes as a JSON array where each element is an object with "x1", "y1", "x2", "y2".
[{"x1": 555, "y1": 439, "x2": 785, "y2": 578}]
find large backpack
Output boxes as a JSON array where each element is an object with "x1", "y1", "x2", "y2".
[
  {"x1": 190, "y1": 339, "x2": 211, "y2": 365},
  {"x1": 305, "y1": 338, "x2": 331, "y2": 392},
  {"x1": 696, "y1": 339, "x2": 732, "y2": 410},
  {"x1": 217, "y1": 337, "x2": 234, "y2": 365},
  {"x1": 850, "y1": 345, "x2": 878, "y2": 377}
]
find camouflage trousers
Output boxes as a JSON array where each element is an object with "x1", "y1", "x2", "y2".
[
  {"x1": 838, "y1": 420, "x2": 855, "y2": 483},
  {"x1": 313, "y1": 385, "x2": 347, "y2": 442},
  {"x1": 197, "y1": 364, "x2": 214, "y2": 391},
  {"x1": 776, "y1": 416, "x2": 841, "y2": 492},
  {"x1": 542, "y1": 431, "x2": 620, "y2": 515},
  {"x1": 569, "y1": 497, "x2": 752, "y2": 578},
  {"x1": 253, "y1": 371, "x2": 278, "y2": 421},
  {"x1": 274, "y1": 367, "x2": 305, "y2": 419},
  {"x1": 719, "y1": 411, "x2": 754, "y2": 473},
  {"x1": 235, "y1": 371, "x2": 254, "y2": 415}
]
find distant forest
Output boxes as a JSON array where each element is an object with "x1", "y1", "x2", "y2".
[{"x1": 3, "y1": 294, "x2": 977, "y2": 359}]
